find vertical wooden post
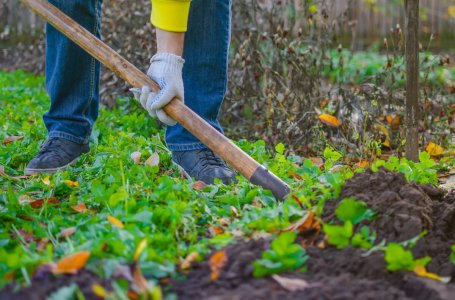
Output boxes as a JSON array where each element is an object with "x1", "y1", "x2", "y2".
[{"x1": 404, "y1": 0, "x2": 420, "y2": 162}]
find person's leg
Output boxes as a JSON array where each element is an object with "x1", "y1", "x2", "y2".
[
  {"x1": 165, "y1": 0, "x2": 232, "y2": 151},
  {"x1": 44, "y1": 0, "x2": 103, "y2": 144},
  {"x1": 167, "y1": 0, "x2": 236, "y2": 184},
  {"x1": 26, "y1": 0, "x2": 103, "y2": 175}
]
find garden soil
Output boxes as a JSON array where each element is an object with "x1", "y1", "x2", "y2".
[
  {"x1": 2, "y1": 169, "x2": 455, "y2": 300},
  {"x1": 172, "y1": 169, "x2": 455, "y2": 300}
]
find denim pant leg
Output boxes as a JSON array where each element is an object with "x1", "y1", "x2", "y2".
[
  {"x1": 44, "y1": 0, "x2": 103, "y2": 145},
  {"x1": 165, "y1": 0, "x2": 232, "y2": 151}
]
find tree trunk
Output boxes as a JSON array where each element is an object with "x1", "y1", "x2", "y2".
[{"x1": 404, "y1": 0, "x2": 419, "y2": 162}]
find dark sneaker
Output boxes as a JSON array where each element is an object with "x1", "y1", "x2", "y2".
[
  {"x1": 172, "y1": 149, "x2": 237, "y2": 185},
  {"x1": 25, "y1": 138, "x2": 89, "y2": 175}
]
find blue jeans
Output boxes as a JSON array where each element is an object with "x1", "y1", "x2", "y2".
[{"x1": 45, "y1": 0, "x2": 231, "y2": 151}]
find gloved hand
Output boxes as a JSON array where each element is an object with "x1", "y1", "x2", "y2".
[{"x1": 131, "y1": 52, "x2": 185, "y2": 126}]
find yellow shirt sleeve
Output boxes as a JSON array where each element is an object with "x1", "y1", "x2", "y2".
[{"x1": 151, "y1": 0, "x2": 191, "y2": 33}]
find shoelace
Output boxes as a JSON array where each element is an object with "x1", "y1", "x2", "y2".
[
  {"x1": 36, "y1": 138, "x2": 71, "y2": 160},
  {"x1": 199, "y1": 149, "x2": 225, "y2": 168}
]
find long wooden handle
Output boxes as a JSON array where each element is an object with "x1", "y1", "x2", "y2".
[{"x1": 20, "y1": 0, "x2": 290, "y2": 200}]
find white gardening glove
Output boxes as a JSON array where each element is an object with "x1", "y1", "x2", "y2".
[{"x1": 132, "y1": 52, "x2": 185, "y2": 126}]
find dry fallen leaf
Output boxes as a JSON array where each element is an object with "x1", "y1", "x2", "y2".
[
  {"x1": 230, "y1": 206, "x2": 239, "y2": 218},
  {"x1": 288, "y1": 171, "x2": 303, "y2": 180},
  {"x1": 3, "y1": 135, "x2": 24, "y2": 145},
  {"x1": 134, "y1": 239, "x2": 147, "y2": 262},
  {"x1": 108, "y1": 215, "x2": 124, "y2": 229},
  {"x1": 272, "y1": 275, "x2": 318, "y2": 291},
  {"x1": 145, "y1": 152, "x2": 160, "y2": 167},
  {"x1": 18, "y1": 194, "x2": 32, "y2": 206},
  {"x1": 413, "y1": 265, "x2": 451, "y2": 283},
  {"x1": 309, "y1": 157, "x2": 324, "y2": 168},
  {"x1": 192, "y1": 180, "x2": 208, "y2": 191},
  {"x1": 37, "y1": 237, "x2": 50, "y2": 252},
  {"x1": 30, "y1": 197, "x2": 60, "y2": 209},
  {"x1": 42, "y1": 176, "x2": 51, "y2": 186},
  {"x1": 285, "y1": 211, "x2": 320, "y2": 235},
  {"x1": 355, "y1": 159, "x2": 370, "y2": 168},
  {"x1": 209, "y1": 250, "x2": 228, "y2": 281},
  {"x1": 92, "y1": 284, "x2": 109, "y2": 298},
  {"x1": 385, "y1": 114, "x2": 401, "y2": 128},
  {"x1": 130, "y1": 151, "x2": 142, "y2": 164},
  {"x1": 319, "y1": 114, "x2": 340, "y2": 127},
  {"x1": 219, "y1": 218, "x2": 230, "y2": 227},
  {"x1": 180, "y1": 252, "x2": 199, "y2": 271},
  {"x1": 291, "y1": 194, "x2": 304, "y2": 209},
  {"x1": 132, "y1": 262, "x2": 149, "y2": 293},
  {"x1": 208, "y1": 226, "x2": 224, "y2": 237},
  {"x1": 60, "y1": 227, "x2": 77, "y2": 238},
  {"x1": 426, "y1": 142, "x2": 444, "y2": 157},
  {"x1": 53, "y1": 251, "x2": 90, "y2": 274},
  {"x1": 64, "y1": 180, "x2": 79, "y2": 187},
  {"x1": 72, "y1": 203, "x2": 87, "y2": 213}
]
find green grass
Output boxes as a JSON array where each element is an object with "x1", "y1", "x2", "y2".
[
  {"x1": 0, "y1": 70, "x2": 355, "y2": 295},
  {"x1": 0, "y1": 70, "x2": 451, "y2": 297}
]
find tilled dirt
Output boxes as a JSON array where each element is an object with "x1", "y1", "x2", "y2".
[
  {"x1": 172, "y1": 169, "x2": 455, "y2": 300},
  {"x1": 0, "y1": 270, "x2": 109, "y2": 300}
]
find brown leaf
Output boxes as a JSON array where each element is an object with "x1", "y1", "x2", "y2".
[
  {"x1": 284, "y1": 211, "x2": 321, "y2": 236},
  {"x1": 37, "y1": 238, "x2": 50, "y2": 252},
  {"x1": 208, "y1": 226, "x2": 224, "y2": 237},
  {"x1": 209, "y1": 250, "x2": 228, "y2": 281},
  {"x1": 31, "y1": 199, "x2": 53, "y2": 209},
  {"x1": 132, "y1": 262, "x2": 149, "y2": 293},
  {"x1": 11, "y1": 230, "x2": 35, "y2": 243},
  {"x1": 291, "y1": 194, "x2": 304, "y2": 209},
  {"x1": 145, "y1": 152, "x2": 160, "y2": 167},
  {"x1": 18, "y1": 194, "x2": 32, "y2": 206},
  {"x1": 130, "y1": 151, "x2": 142, "y2": 164},
  {"x1": 30, "y1": 197, "x2": 59, "y2": 209},
  {"x1": 385, "y1": 114, "x2": 401, "y2": 128},
  {"x1": 219, "y1": 218, "x2": 230, "y2": 227},
  {"x1": 355, "y1": 159, "x2": 370, "y2": 168},
  {"x1": 3, "y1": 135, "x2": 24, "y2": 145},
  {"x1": 272, "y1": 275, "x2": 319, "y2": 291},
  {"x1": 60, "y1": 227, "x2": 77, "y2": 238},
  {"x1": 309, "y1": 157, "x2": 324, "y2": 168},
  {"x1": 288, "y1": 171, "x2": 302, "y2": 180},
  {"x1": 53, "y1": 251, "x2": 91, "y2": 274},
  {"x1": 72, "y1": 203, "x2": 87, "y2": 213},
  {"x1": 230, "y1": 206, "x2": 239, "y2": 217},
  {"x1": 192, "y1": 180, "x2": 208, "y2": 191},
  {"x1": 180, "y1": 252, "x2": 199, "y2": 271},
  {"x1": 319, "y1": 114, "x2": 340, "y2": 127}
]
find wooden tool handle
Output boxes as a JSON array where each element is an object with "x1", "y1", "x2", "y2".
[{"x1": 20, "y1": 0, "x2": 290, "y2": 200}]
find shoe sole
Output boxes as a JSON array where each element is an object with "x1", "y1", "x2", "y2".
[{"x1": 24, "y1": 156, "x2": 81, "y2": 176}]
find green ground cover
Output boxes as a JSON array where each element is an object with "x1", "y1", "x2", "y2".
[{"x1": 0, "y1": 70, "x2": 451, "y2": 298}]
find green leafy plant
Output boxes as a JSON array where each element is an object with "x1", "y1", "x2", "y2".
[
  {"x1": 450, "y1": 245, "x2": 455, "y2": 265},
  {"x1": 323, "y1": 221, "x2": 353, "y2": 250},
  {"x1": 371, "y1": 152, "x2": 439, "y2": 184},
  {"x1": 384, "y1": 243, "x2": 431, "y2": 272},
  {"x1": 335, "y1": 198, "x2": 375, "y2": 224},
  {"x1": 253, "y1": 232, "x2": 308, "y2": 278},
  {"x1": 351, "y1": 226, "x2": 376, "y2": 249}
]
